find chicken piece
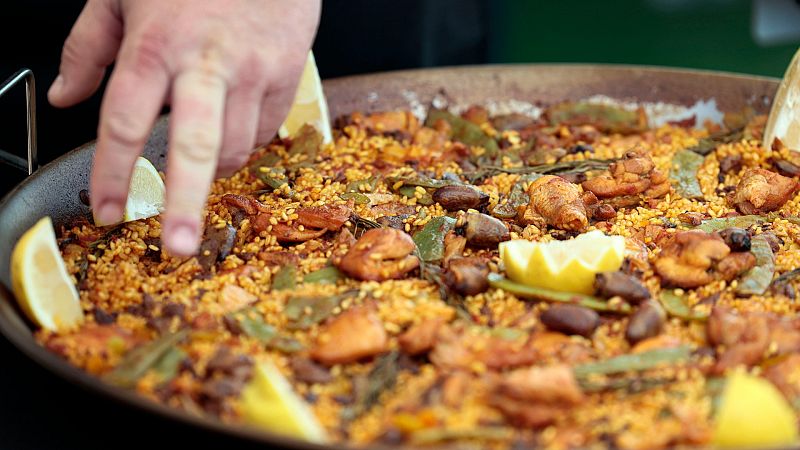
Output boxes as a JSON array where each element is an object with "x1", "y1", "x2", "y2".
[
  {"x1": 496, "y1": 365, "x2": 584, "y2": 404},
  {"x1": 582, "y1": 151, "x2": 671, "y2": 200},
  {"x1": 335, "y1": 228, "x2": 420, "y2": 281},
  {"x1": 462, "y1": 105, "x2": 490, "y2": 125},
  {"x1": 360, "y1": 110, "x2": 420, "y2": 134},
  {"x1": 296, "y1": 204, "x2": 351, "y2": 231},
  {"x1": 707, "y1": 307, "x2": 800, "y2": 373},
  {"x1": 490, "y1": 365, "x2": 584, "y2": 428},
  {"x1": 219, "y1": 285, "x2": 257, "y2": 314},
  {"x1": 430, "y1": 326, "x2": 537, "y2": 371},
  {"x1": 412, "y1": 126, "x2": 448, "y2": 151},
  {"x1": 764, "y1": 353, "x2": 800, "y2": 400},
  {"x1": 221, "y1": 193, "x2": 264, "y2": 215},
  {"x1": 45, "y1": 325, "x2": 141, "y2": 374},
  {"x1": 257, "y1": 251, "x2": 301, "y2": 267},
  {"x1": 727, "y1": 168, "x2": 799, "y2": 214},
  {"x1": 430, "y1": 327, "x2": 591, "y2": 371},
  {"x1": 654, "y1": 230, "x2": 755, "y2": 288},
  {"x1": 442, "y1": 232, "x2": 466, "y2": 263},
  {"x1": 249, "y1": 203, "x2": 351, "y2": 244},
  {"x1": 398, "y1": 318, "x2": 446, "y2": 356},
  {"x1": 525, "y1": 175, "x2": 594, "y2": 231},
  {"x1": 716, "y1": 251, "x2": 758, "y2": 281},
  {"x1": 310, "y1": 306, "x2": 388, "y2": 365}
]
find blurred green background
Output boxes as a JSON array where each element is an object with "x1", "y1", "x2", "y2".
[{"x1": 489, "y1": 0, "x2": 798, "y2": 77}]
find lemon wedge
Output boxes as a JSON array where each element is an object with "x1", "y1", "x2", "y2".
[
  {"x1": 764, "y1": 47, "x2": 800, "y2": 151},
  {"x1": 498, "y1": 239, "x2": 536, "y2": 283},
  {"x1": 94, "y1": 156, "x2": 165, "y2": 226},
  {"x1": 10, "y1": 216, "x2": 84, "y2": 332},
  {"x1": 278, "y1": 51, "x2": 333, "y2": 144},
  {"x1": 240, "y1": 360, "x2": 327, "y2": 443},
  {"x1": 713, "y1": 371, "x2": 798, "y2": 448},
  {"x1": 499, "y1": 230, "x2": 625, "y2": 294}
]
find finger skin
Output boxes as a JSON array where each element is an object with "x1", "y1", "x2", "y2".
[
  {"x1": 255, "y1": 85, "x2": 299, "y2": 146},
  {"x1": 163, "y1": 68, "x2": 227, "y2": 256},
  {"x1": 89, "y1": 26, "x2": 171, "y2": 225},
  {"x1": 216, "y1": 84, "x2": 263, "y2": 177},
  {"x1": 49, "y1": 0, "x2": 123, "y2": 107}
]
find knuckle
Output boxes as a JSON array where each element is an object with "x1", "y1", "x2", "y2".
[
  {"x1": 60, "y1": 33, "x2": 85, "y2": 67},
  {"x1": 235, "y1": 51, "x2": 268, "y2": 89},
  {"x1": 128, "y1": 25, "x2": 170, "y2": 74},
  {"x1": 102, "y1": 111, "x2": 149, "y2": 148}
]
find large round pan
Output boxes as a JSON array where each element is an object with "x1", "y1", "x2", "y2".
[{"x1": 0, "y1": 64, "x2": 780, "y2": 449}]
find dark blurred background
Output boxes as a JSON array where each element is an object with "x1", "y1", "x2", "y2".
[{"x1": 0, "y1": 0, "x2": 799, "y2": 449}]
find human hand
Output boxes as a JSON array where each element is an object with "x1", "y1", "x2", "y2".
[{"x1": 49, "y1": 0, "x2": 321, "y2": 255}]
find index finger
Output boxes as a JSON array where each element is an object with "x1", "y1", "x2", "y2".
[
  {"x1": 161, "y1": 68, "x2": 227, "y2": 256},
  {"x1": 90, "y1": 33, "x2": 170, "y2": 225}
]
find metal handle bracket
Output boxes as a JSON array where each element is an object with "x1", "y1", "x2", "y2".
[{"x1": 0, "y1": 69, "x2": 38, "y2": 175}]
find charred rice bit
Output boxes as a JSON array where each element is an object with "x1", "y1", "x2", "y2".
[{"x1": 47, "y1": 102, "x2": 800, "y2": 450}]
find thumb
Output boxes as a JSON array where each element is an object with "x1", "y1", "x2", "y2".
[{"x1": 49, "y1": 0, "x2": 124, "y2": 107}]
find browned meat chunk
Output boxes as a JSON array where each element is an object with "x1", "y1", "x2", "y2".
[
  {"x1": 354, "y1": 110, "x2": 420, "y2": 134},
  {"x1": 336, "y1": 228, "x2": 419, "y2": 281},
  {"x1": 221, "y1": 193, "x2": 263, "y2": 215},
  {"x1": 442, "y1": 232, "x2": 466, "y2": 262},
  {"x1": 250, "y1": 204, "x2": 351, "y2": 244},
  {"x1": 654, "y1": 230, "x2": 755, "y2": 288},
  {"x1": 491, "y1": 365, "x2": 584, "y2": 428},
  {"x1": 289, "y1": 357, "x2": 333, "y2": 385},
  {"x1": 265, "y1": 222, "x2": 327, "y2": 243},
  {"x1": 582, "y1": 151, "x2": 670, "y2": 200},
  {"x1": 764, "y1": 353, "x2": 800, "y2": 400},
  {"x1": 719, "y1": 154, "x2": 743, "y2": 176},
  {"x1": 219, "y1": 285, "x2": 257, "y2": 314},
  {"x1": 257, "y1": 251, "x2": 300, "y2": 267},
  {"x1": 727, "y1": 168, "x2": 799, "y2": 214},
  {"x1": 223, "y1": 194, "x2": 350, "y2": 244},
  {"x1": 430, "y1": 326, "x2": 591, "y2": 371},
  {"x1": 525, "y1": 175, "x2": 594, "y2": 231},
  {"x1": 296, "y1": 204, "x2": 351, "y2": 231},
  {"x1": 430, "y1": 326, "x2": 536, "y2": 371},
  {"x1": 442, "y1": 257, "x2": 490, "y2": 296},
  {"x1": 310, "y1": 306, "x2": 388, "y2": 365},
  {"x1": 398, "y1": 318, "x2": 446, "y2": 356},
  {"x1": 412, "y1": 127, "x2": 448, "y2": 151},
  {"x1": 496, "y1": 365, "x2": 584, "y2": 404},
  {"x1": 461, "y1": 105, "x2": 489, "y2": 125},
  {"x1": 45, "y1": 325, "x2": 142, "y2": 374},
  {"x1": 707, "y1": 307, "x2": 800, "y2": 374}
]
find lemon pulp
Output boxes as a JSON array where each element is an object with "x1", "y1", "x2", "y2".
[
  {"x1": 278, "y1": 51, "x2": 333, "y2": 144},
  {"x1": 240, "y1": 360, "x2": 327, "y2": 442},
  {"x1": 499, "y1": 230, "x2": 625, "y2": 294},
  {"x1": 10, "y1": 216, "x2": 84, "y2": 331}
]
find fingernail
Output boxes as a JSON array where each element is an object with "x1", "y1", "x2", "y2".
[
  {"x1": 48, "y1": 75, "x2": 64, "y2": 99},
  {"x1": 166, "y1": 221, "x2": 199, "y2": 256},
  {"x1": 95, "y1": 201, "x2": 122, "y2": 226}
]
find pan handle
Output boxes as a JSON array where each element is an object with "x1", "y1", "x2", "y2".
[{"x1": 0, "y1": 69, "x2": 38, "y2": 175}]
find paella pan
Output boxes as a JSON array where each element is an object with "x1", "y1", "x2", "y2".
[{"x1": 0, "y1": 64, "x2": 794, "y2": 449}]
